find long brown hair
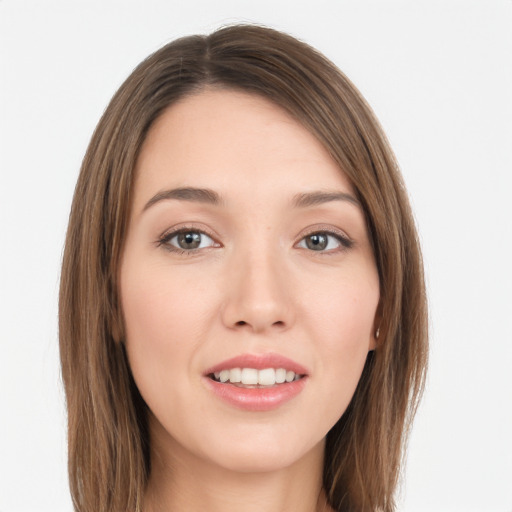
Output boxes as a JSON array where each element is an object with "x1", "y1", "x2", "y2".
[{"x1": 59, "y1": 24, "x2": 428, "y2": 512}]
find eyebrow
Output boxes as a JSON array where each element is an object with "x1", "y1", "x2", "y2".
[
  {"x1": 292, "y1": 190, "x2": 360, "y2": 208},
  {"x1": 142, "y1": 187, "x2": 360, "y2": 213},
  {"x1": 143, "y1": 187, "x2": 221, "y2": 212}
]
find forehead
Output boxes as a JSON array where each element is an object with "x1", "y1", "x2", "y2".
[{"x1": 133, "y1": 89, "x2": 355, "y2": 209}]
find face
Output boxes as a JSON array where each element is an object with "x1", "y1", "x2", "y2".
[{"x1": 120, "y1": 89, "x2": 380, "y2": 474}]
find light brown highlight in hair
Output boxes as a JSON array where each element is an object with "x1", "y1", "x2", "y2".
[{"x1": 59, "y1": 24, "x2": 428, "y2": 512}]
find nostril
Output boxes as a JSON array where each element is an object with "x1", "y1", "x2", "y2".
[{"x1": 234, "y1": 320, "x2": 285, "y2": 328}]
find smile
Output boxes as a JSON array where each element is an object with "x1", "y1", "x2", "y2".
[
  {"x1": 204, "y1": 354, "x2": 308, "y2": 411},
  {"x1": 210, "y1": 368, "x2": 303, "y2": 386}
]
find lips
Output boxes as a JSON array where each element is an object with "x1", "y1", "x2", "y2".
[
  {"x1": 205, "y1": 353, "x2": 308, "y2": 375},
  {"x1": 203, "y1": 353, "x2": 308, "y2": 411}
]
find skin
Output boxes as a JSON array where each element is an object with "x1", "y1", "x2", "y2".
[{"x1": 120, "y1": 89, "x2": 380, "y2": 512}]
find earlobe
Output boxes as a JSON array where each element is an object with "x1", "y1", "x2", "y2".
[
  {"x1": 368, "y1": 326, "x2": 379, "y2": 351},
  {"x1": 369, "y1": 300, "x2": 383, "y2": 351}
]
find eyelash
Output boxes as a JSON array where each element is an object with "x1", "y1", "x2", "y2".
[
  {"x1": 156, "y1": 226, "x2": 354, "y2": 255},
  {"x1": 157, "y1": 226, "x2": 219, "y2": 255},
  {"x1": 298, "y1": 228, "x2": 354, "y2": 253}
]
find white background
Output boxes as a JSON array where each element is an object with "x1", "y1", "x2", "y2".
[{"x1": 1, "y1": 1, "x2": 511, "y2": 511}]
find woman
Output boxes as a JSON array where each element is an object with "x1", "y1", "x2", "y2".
[{"x1": 59, "y1": 24, "x2": 428, "y2": 512}]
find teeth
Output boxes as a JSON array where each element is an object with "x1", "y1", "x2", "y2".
[
  {"x1": 241, "y1": 368, "x2": 258, "y2": 385},
  {"x1": 211, "y1": 367, "x2": 301, "y2": 386},
  {"x1": 229, "y1": 367, "x2": 241, "y2": 383},
  {"x1": 275, "y1": 368, "x2": 286, "y2": 384},
  {"x1": 258, "y1": 368, "x2": 275, "y2": 386}
]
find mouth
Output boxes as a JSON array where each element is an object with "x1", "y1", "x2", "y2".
[
  {"x1": 203, "y1": 354, "x2": 308, "y2": 411},
  {"x1": 208, "y1": 367, "x2": 304, "y2": 387}
]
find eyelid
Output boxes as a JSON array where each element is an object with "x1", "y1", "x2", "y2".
[
  {"x1": 155, "y1": 223, "x2": 353, "y2": 255},
  {"x1": 156, "y1": 224, "x2": 221, "y2": 253},
  {"x1": 295, "y1": 225, "x2": 354, "y2": 252}
]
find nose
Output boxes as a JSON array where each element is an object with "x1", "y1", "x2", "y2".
[{"x1": 221, "y1": 248, "x2": 295, "y2": 334}]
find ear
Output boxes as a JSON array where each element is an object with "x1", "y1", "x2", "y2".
[{"x1": 369, "y1": 300, "x2": 383, "y2": 351}]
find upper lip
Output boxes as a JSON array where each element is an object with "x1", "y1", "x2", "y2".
[{"x1": 204, "y1": 353, "x2": 308, "y2": 376}]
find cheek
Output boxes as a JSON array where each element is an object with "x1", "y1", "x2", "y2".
[
  {"x1": 306, "y1": 270, "x2": 378, "y2": 349},
  {"x1": 121, "y1": 256, "x2": 214, "y2": 343},
  {"x1": 304, "y1": 270, "x2": 378, "y2": 401},
  {"x1": 121, "y1": 268, "x2": 176, "y2": 403},
  {"x1": 120, "y1": 257, "x2": 209, "y2": 397},
  {"x1": 122, "y1": 268, "x2": 176, "y2": 352}
]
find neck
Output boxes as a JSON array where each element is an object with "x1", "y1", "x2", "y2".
[{"x1": 144, "y1": 420, "x2": 333, "y2": 512}]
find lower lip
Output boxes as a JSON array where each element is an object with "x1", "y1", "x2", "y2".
[{"x1": 204, "y1": 377, "x2": 307, "y2": 412}]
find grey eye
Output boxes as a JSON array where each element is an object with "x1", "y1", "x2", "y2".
[
  {"x1": 168, "y1": 231, "x2": 215, "y2": 250},
  {"x1": 305, "y1": 233, "x2": 328, "y2": 251},
  {"x1": 298, "y1": 233, "x2": 343, "y2": 252}
]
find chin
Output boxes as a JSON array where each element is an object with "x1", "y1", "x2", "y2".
[
  {"x1": 198, "y1": 431, "x2": 325, "y2": 475},
  {"x1": 214, "y1": 450, "x2": 294, "y2": 474}
]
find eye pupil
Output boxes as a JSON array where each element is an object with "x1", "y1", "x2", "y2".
[
  {"x1": 178, "y1": 232, "x2": 201, "y2": 249},
  {"x1": 306, "y1": 233, "x2": 328, "y2": 251}
]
